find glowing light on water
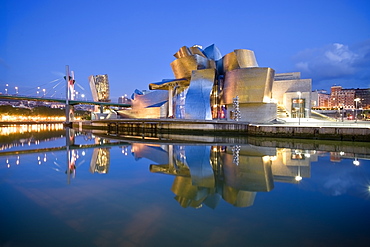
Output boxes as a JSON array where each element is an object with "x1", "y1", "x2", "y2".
[{"x1": 295, "y1": 176, "x2": 302, "y2": 181}]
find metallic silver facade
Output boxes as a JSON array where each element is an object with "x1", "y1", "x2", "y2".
[
  {"x1": 119, "y1": 44, "x2": 279, "y2": 123},
  {"x1": 184, "y1": 69, "x2": 216, "y2": 120},
  {"x1": 222, "y1": 49, "x2": 258, "y2": 73},
  {"x1": 223, "y1": 67, "x2": 275, "y2": 104}
]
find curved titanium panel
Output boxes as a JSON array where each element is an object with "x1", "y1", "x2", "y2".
[
  {"x1": 170, "y1": 54, "x2": 210, "y2": 79},
  {"x1": 132, "y1": 90, "x2": 168, "y2": 109},
  {"x1": 222, "y1": 49, "x2": 258, "y2": 73},
  {"x1": 184, "y1": 69, "x2": 216, "y2": 120},
  {"x1": 234, "y1": 49, "x2": 258, "y2": 68},
  {"x1": 118, "y1": 90, "x2": 169, "y2": 118},
  {"x1": 222, "y1": 67, "x2": 275, "y2": 104},
  {"x1": 189, "y1": 46, "x2": 206, "y2": 58},
  {"x1": 174, "y1": 46, "x2": 192, "y2": 59},
  {"x1": 203, "y1": 44, "x2": 222, "y2": 61},
  {"x1": 222, "y1": 51, "x2": 240, "y2": 72}
]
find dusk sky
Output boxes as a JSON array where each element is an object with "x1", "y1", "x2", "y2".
[{"x1": 1, "y1": 0, "x2": 370, "y2": 101}]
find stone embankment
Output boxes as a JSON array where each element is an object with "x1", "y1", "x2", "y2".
[{"x1": 76, "y1": 119, "x2": 370, "y2": 142}]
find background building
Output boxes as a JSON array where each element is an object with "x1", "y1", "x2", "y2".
[
  {"x1": 330, "y1": 86, "x2": 355, "y2": 109},
  {"x1": 311, "y1": 90, "x2": 330, "y2": 109},
  {"x1": 354, "y1": 88, "x2": 370, "y2": 110},
  {"x1": 329, "y1": 86, "x2": 370, "y2": 109},
  {"x1": 88, "y1": 74, "x2": 117, "y2": 120},
  {"x1": 88, "y1": 74, "x2": 111, "y2": 102}
]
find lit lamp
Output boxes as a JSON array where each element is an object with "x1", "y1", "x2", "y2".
[
  {"x1": 15, "y1": 86, "x2": 18, "y2": 95},
  {"x1": 297, "y1": 91, "x2": 301, "y2": 125},
  {"x1": 354, "y1": 98, "x2": 360, "y2": 123}
]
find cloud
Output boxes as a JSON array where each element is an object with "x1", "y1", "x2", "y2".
[
  {"x1": 293, "y1": 40, "x2": 370, "y2": 89},
  {"x1": 322, "y1": 176, "x2": 354, "y2": 196}
]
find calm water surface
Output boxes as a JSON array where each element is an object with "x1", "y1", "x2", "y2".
[{"x1": 0, "y1": 125, "x2": 369, "y2": 247}]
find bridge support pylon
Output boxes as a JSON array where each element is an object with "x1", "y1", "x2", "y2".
[{"x1": 64, "y1": 65, "x2": 75, "y2": 127}]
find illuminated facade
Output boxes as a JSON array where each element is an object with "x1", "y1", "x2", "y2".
[
  {"x1": 88, "y1": 74, "x2": 110, "y2": 102},
  {"x1": 311, "y1": 90, "x2": 330, "y2": 109},
  {"x1": 119, "y1": 44, "x2": 277, "y2": 123},
  {"x1": 89, "y1": 74, "x2": 117, "y2": 120},
  {"x1": 272, "y1": 72, "x2": 312, "y2": 118},
  {"x1": 329, "y1": 86, "x2": 370, "y2": 109}
]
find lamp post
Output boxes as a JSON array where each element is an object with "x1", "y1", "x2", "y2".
[
  {"x1": 354, "y1": 98, "x2": 360, "y2": 123},
  {"x1": 5, "y1": 84, "x2": 8, "y2": 94},
  {"x1": 297, "y1": 91, "x2": 301, "y2": 125},
  {"x1": 15, "y1": 86, "x2": 18, "y2": 95}
]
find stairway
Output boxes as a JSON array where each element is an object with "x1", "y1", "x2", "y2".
[{"x1": 277, "y1": 105, "x2": 290, "y2": 118}]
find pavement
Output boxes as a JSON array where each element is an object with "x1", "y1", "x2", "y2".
[{"x1": 271, "y1": 117, "x2": 370, "y2": 128}]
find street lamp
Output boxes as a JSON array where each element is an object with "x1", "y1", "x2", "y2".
[
  {"x1": 15, "y1": 86, "x2": 18, "y2": 95},
  {"x1": 354, "y1": 98, "x2": 360, "y2": 123},
  {"x1": 42, "y1": 88, "x2": 46, "y2": 97},
  {"x1": 297, "y1": 91, "x2": 301, "y2": 125},
  {"x1": 5, "y1": 84, "x2": 8, "y2": 94},
  {"x1": 339, "y1": 103, "x2": 344, "y2": 122}
]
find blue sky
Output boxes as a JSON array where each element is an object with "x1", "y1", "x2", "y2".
[{"x1": 1, "y1": 0, "x2": 370, "y2": 101}]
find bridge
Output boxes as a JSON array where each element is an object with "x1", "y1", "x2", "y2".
[
  {"x1": 0, "y1": 94, "x2": 131, "y2": 108},
  {"x1": 1, "y1": 65, "x2": 132, "y2": 125}
]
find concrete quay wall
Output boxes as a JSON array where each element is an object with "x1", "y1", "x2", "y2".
[
  {"x1": 77, "y1": 120, "x2": 370, "y2": 142},
  {"x1": 247, "y1": 125, "x2": 370, "y2": 142}
]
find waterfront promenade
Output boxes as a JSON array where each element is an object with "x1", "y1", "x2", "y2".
[{"x1": 272, "y1": 117, "x2": 370, "y2": 128}]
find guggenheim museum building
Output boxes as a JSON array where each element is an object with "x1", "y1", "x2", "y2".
[{"x1": 91, "y1": 44, "x2": 312, "y2": 123}]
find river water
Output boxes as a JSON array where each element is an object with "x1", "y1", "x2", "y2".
[{"x1": 1, "y1": 124, "x2": 369, "y2": 247}]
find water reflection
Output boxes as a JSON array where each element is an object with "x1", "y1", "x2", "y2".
[
  {"x1": 3, "y1": 126, "x2": 368, "y2": 209},
  {"x1": 0, "y1": 124, "x2": 65, "y2": 151},
  {"x1": 90, "y1": 147, "x2": 110, "y2": 174},
  {"x1": 131, "y1": 143, "x2": 315, "y2": 208},
  {"x1": 1, "y1": 126, "x2": 370, "y2": 246}
]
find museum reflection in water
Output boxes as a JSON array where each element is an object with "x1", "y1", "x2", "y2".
[
  {"x1": 1, "y1": 125, "x2": 367, "y2": 209},
  {"x1": 133, "y1": 143, "x2": 313, "y2": 208}
]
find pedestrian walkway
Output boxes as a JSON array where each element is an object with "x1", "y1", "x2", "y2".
[{"x1": 268, "y1": 118, "x2": 370, "y2": 128}]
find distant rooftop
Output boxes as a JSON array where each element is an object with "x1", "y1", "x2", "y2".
[{"x1": 274, "y1": 72, "x2": 301, "y2": 81}]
